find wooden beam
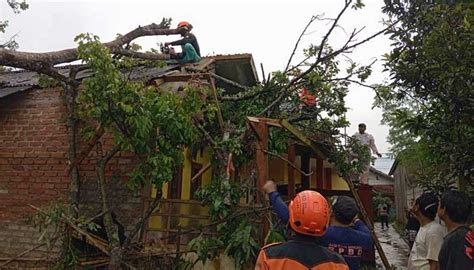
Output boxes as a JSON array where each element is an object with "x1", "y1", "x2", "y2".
[
  {"x1": 316, "y1": 158, "x2": 324, "y2": 189},
  {"x1": 162, "y1": 73, "x2": 209, "y2": 82},
  {"x1": 191, "y1": 162, "x2": 211, "y2": 183},
  {"x1": 254, "y1": 122, "x2": 269, "y2": 197},
  {"x1": 287, "y1": 143, "x2": 296, "y2": 198},
  {"x1": 246, "y1": 116, "x2": 282, "y2": 128},
  {"x1": 208, "y1": 76, "x2": 225, "y2": 130},
  {"x1": 344, "y1": 176, "x2": 392, "y2": 269},
  {"x1": 301, "y1": 153, "x2": 310, "y2": 189},
  {"x1": 324, "y1": 168, "x2": 332, "y2": 190},
  {"x1": 279, "y1": 119, "x2": 326, "y2": 159}
]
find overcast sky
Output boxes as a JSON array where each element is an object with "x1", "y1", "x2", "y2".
[{"x1": 1, "y1": 0, "x2": 393, "y2": 153}]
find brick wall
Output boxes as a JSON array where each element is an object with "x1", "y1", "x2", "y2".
[{"x1": 0, "y1": 87, "x2": 144, "y2": 263}]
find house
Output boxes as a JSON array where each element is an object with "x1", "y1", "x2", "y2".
[
  {"x1": 0, "y1": 53, "x2": 377, "y2": 267},
  {"x1": 0, "y1": 54, "x2": 258, "y2": 266},
  {"x1": 369, "y1": 166, "x2": 394, "y2": 200}
]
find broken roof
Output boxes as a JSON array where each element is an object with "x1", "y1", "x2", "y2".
[{"x1": 0, "y1": 53, "x2": 258, "y2": 98}]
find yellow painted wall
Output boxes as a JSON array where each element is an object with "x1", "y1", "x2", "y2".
[
  {"x1": 331, "y1": 173, "x2": 349, "y2": 190},
  {"x1": 267, "y1": 155, "x2": 349, "y2": 191},
  {"x1": 149, "y1": 147, "x2": 212, "y2": 229}
]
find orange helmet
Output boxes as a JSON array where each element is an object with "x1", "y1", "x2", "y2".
[
  {"x1": 288, "y1": 190, "x2": 330, "y2": 236},
  {"x1": 177, "y1": 21, "x2": 191, "y2": 29}
]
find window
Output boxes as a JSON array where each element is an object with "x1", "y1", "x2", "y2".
[
  {"x1": 168, "y1": 167, "x2": 183, "y2": 199},
  {"x1": 190, "y1": 162, "x2": 202, "y2": 200}
]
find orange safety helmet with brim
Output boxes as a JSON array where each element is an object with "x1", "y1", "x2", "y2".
[
  {"x1": 177, "y1": 21, "x2": 192, "y2": 30},
  {"x1": 289, "y1": 190, "x2": 330, "y2": 236}
]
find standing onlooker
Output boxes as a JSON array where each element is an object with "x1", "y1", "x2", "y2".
[
  {"x1": 352, "y1": 123, "x2": 382, "y2": 184},
  {"x1": 437, "y1": 190, "x2": 473, "y2": 270},
  {"x1": 378, "y1": 202, "x2": 389, "y2": 230},
  {"x1": 407, "y1": 192, "x2": 447, "y2": 270},
  {"x1": 405, "y1": 207, "x2": 421, "y2": 249}
]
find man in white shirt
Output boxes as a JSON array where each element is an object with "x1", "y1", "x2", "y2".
[
  {"x1": 352, "y1": 123, "x2": 382, "y2": 184},
  {"x1": 408, "y1": 192, "x2": 447, "y2": 270}
]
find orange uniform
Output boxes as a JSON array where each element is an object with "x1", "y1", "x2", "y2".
[{"x1": 255, "y1": 236, "x2": 349, "y2": 270}]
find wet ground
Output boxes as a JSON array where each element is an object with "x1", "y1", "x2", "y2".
[{"x1": 374, "y1": 222, "x2": 410, "y2": 269}]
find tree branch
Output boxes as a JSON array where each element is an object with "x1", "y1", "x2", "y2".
[
  {"x1": 124, "y1": 190, "x2": 162, "y2": 246},
  {"x1": 262, "y1": 149, "x2": 313, "y2": 176},
  {"x1": 0, "y1": 19, "x2": 178, "y2": 72},
  {"x1": 284, "y1": 15, "x2": 319, "y2": 72}
]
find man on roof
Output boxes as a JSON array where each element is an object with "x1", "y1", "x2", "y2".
[
  {"x1": 352, "y1": 123, "x2": 382, "y2": 185},
  {"x1": 165, "y1": 21, "x2": 201, "y2": 64}
]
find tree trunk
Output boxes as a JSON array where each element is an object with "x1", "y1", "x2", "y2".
[
  {"x1": 64, "y1": 83, "x2": 80, "y2": 217},
  {"x1": 95, "y1": 147, "x2": 122, "y2": 269},
  {"x1": 108, "y1": 246, "x2": 125, "y2": 270}
]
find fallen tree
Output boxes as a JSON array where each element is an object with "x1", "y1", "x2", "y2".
[{"x1": 0, "y1": 1, "x2": 394, "y2": 268}]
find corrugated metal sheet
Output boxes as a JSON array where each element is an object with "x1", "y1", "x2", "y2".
[
  {"x1": 0, "y1": 53, "x2": 258, "y2": 99},
  {"x1": 0, "y1": 85, "x2": 31, "y2": 98},
  {"x1": 0, "y1": 64, "x2": 179, "y2": 99}
]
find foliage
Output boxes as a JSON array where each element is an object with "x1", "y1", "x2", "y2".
[
  {"x1": 189, "y1": 1, "x2": 385, "y2": 266},
  {"x1": 31, "y1": 202, "x2": 102, "y2": 269},
  {"x1": 377, "y1": 1, "x2": 474, "y2": 188},
  {"x1": 195, "y1": 178, "x2": 249, "y2": 220},
  {"x1": 32, "y1": 203, "x2": 67, "y2": 250},
  {"x1": 76, "y1": 33, "x2": 204, "y2": 189},
  {"x1": 190, "y1": 179, "x2": 259, "y2": 268},
  {"x1": 37, "y1": 74, "x2": 60, "y2": 88}
]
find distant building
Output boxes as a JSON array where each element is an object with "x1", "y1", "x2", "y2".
[
  {"x1": 369, "y1": 166, "x2": 394, "y2": 201},
  {"x1": 389, "y1": 159, "x2": 423, "y2": 224},
  {"x1": 373, "y1": 154, "x2": 395, "y2": 174}
]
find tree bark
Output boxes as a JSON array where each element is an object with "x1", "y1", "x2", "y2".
[
  {"x1": 95, "y1": 146, "x2": 121, "y2": 269},
  {"x1": 64, "y1": 82, "x2": 80, "y2": 217},
  {"x1": 124, "y1": 189, "x2": 162, "y2": 247},
  {"x1": 0, "y1": 20, "x2": 179, "y2": 72}
]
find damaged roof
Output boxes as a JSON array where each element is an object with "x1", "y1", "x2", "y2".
[{"x1": 0, "y1": 54, "x2": 258, "y2": 98}]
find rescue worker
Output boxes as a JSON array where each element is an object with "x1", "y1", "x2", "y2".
[
  {"x1": 262, "y1": 180, "x2": 372, "y2": 270},
  {"x1": 164, "y1": 21, "x2": 201, "y2": 64},
  {"x1": 255, "y1": 190, "x2": 349, "y2": 270}
]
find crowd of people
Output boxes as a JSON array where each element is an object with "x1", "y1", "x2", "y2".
[{"x1": 255, "y1": 181, "x2": 473, "y2": 270}]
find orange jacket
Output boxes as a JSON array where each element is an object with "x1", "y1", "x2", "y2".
[{"x1": 255, "y1": 236, "x2": 349, "y2": 270}]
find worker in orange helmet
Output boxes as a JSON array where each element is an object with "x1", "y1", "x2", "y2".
[
  {"x1": 255, "y1": 190, "x2": 348, "y2": 270},
  {"x1": 164, "y1": 21, "x2": 201, "y2": 64},
  {"x1": 299, "y1": 87, "x2": 318, "y2": 108}
]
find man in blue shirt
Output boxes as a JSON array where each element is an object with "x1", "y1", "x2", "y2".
[{"x1": 263, "y1": 180, "x2": 372, "y2": 270}]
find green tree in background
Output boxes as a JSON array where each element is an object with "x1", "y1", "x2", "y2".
[{"x1": 377, "y1": 1, "x2": 474, "y2": 192}]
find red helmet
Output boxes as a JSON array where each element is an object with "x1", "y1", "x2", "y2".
[
  {"x1": 289, "y1": 190, "x2": 330, "y2": 236},
  {"x1": 177, "y1": 21, "x2": 191, "y2": 29}
]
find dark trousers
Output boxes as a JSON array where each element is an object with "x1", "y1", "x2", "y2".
[{"x1": 380, "y1": 216, "x2": 389, "y2": 228}]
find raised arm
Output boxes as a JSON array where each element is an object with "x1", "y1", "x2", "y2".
[
  {"x1": 263, "y1": 181, "x2": 289, "y2": 224},
  {"x1": 268, "y1": 191, "x2": 290, "y2": 224}
]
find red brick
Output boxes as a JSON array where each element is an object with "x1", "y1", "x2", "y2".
[{"x1": 43, "y1": 171, "x2": 57, "y2": 177}]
